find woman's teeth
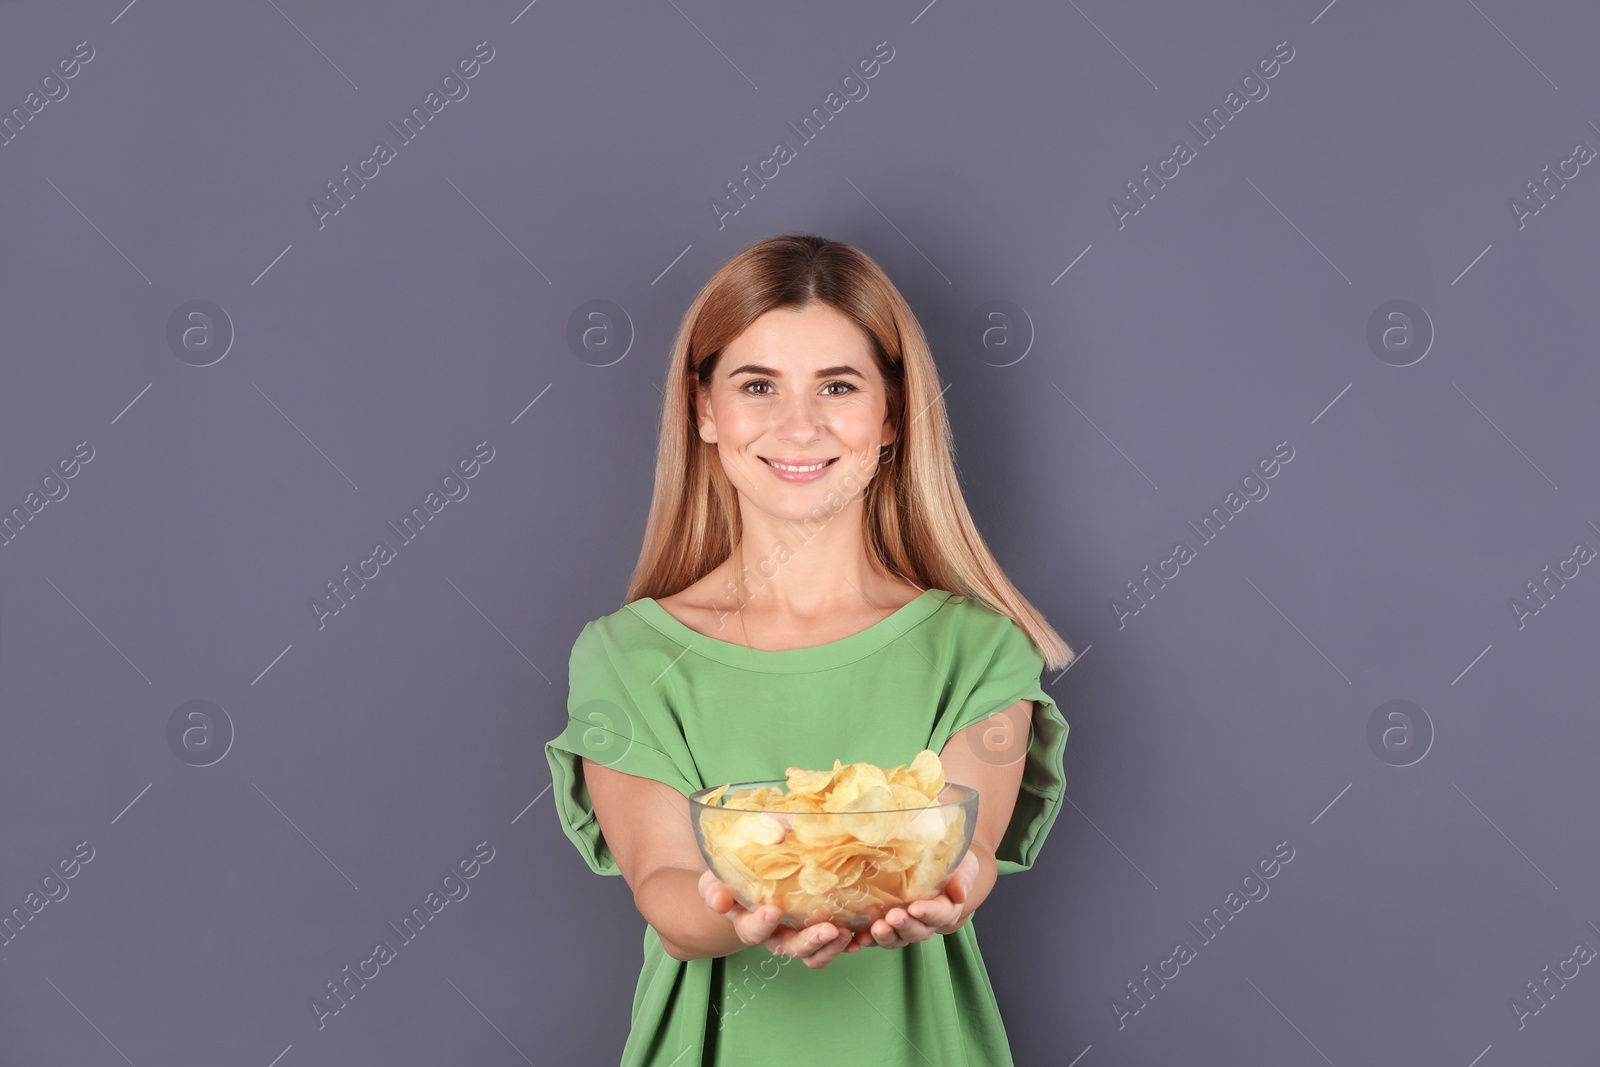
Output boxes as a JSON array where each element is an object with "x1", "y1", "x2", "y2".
[{"x1": 763, "y1": 458, "x2": 835, "y2": 472}]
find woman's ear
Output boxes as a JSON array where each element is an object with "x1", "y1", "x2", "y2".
[{"x1": 694, "y1": 379, "x2": 717, "y2": 445}]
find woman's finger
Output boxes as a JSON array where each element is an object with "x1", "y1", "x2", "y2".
[
  {"x1": 734, "y1": 904, "x2": 784, "y2": 946},
  {"x1": 868, "y1": 919, "x2": 906, "y2": 949},
  {"x1": 767, "y1": 919, "x2": 842, "y2": 960},
  {"x1": 700, "y1": 876, "x2": 778, "y2": 946},
  {"x1": 906, "y1": 852, "x2": 977, "y2": 929},
  {"x1": 929, "y1": 852, "x2": 976, "y2": 908},
  {"x1": 698, "y1": 879, "x2": 868, "y2": 960},
  {"x1": 885, "y1": 907, "x2": 935, "y2": 942},
  {"x1": 906, "y1": 894, "x2": 961, "y2": 928},
  {"x1": 802, "y1": 930, "x2": 855, "y2": 969},
  {"x1": 698, "y1": 870, "x2": 735, "y2": 912},
  {"x1": 871, "y1": 902, "x2": 952, "y2": 947},
  {"x1": 699, "y1": 875, "x2": 787, "y2": 947},
  {"x1": 869, "y1": 909, "x2": 911, "y2": 949}
]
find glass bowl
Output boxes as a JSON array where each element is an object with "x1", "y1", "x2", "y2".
[{"x1": 689, "y1": 778, "x2": 979, "y2": 931}]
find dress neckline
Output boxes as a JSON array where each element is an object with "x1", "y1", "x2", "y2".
[{"x1": 629, "y1": 588, "x2": 956, "y2": 673}]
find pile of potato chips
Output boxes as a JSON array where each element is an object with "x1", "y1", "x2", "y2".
[{"x1": 694, "y1": 750, "x2": 972, "y2": 928}]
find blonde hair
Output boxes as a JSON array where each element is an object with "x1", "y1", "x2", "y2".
[{"x1": 623, "y1": 233, "x2": 1075, "y2": 671}]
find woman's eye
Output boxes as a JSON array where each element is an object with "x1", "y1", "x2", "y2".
[{"x1": 739, "y1": 379, "x2": 855, "y2": 396}]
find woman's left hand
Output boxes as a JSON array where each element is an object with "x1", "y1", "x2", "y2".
[{"x1": 859, "y1": 849, "x2": 979, "y2": 950}]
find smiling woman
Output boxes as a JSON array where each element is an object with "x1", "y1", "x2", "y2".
[{"x1": 544, "y1": 233, "x2": 1076, "y2": 1066}]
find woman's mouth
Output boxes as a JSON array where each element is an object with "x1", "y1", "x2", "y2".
[{"x1": 760, "y1": 456, "x2": 838, "y2": 483}]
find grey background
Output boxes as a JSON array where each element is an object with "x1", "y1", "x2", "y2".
[{"x1": 2, "y1": 1, "x2": 1597, "y2": 1064}]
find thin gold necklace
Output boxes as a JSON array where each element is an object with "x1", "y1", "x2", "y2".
[{"x1": 734, "y1": 542, "x2": 755, "y2": 650}]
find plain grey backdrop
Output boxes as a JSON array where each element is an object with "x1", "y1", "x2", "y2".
[{"x1": 2, "y1": 0, "x2": 1598, "y2": 1064}]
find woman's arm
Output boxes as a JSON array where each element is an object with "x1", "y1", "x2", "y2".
[
  {"x1": 935, "y1": 697, "x2": 1032, "y2": 922},
  {"x1": 582, "y1": 758, "x2": 856, "y2": 965},
  {"x1": 581, "y1": 757, "x2": 748, "y2": 959}
]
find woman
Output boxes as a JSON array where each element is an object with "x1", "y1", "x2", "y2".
[{"x1": 545, "y1": 233, "x2": 1075, "y2": 1065}]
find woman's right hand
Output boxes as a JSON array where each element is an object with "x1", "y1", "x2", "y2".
[{"x1": 697, "y1": 870, "x2": 859, "y2": 969}]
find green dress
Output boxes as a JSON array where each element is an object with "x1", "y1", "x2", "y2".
[{"x1": 544, "y1": 588, "x2": 1070, "y2": 1066}]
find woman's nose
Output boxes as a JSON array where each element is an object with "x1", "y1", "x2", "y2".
[{"x1": 774, "y1": 391, "x2": 824, "y2": 442}]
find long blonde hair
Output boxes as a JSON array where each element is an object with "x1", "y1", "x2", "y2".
[{"x1": 623, "y1": 233, "x2": 1075, "y2": 671}]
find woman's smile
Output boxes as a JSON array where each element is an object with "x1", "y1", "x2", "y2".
[{"x1": 760, "y1": 455, "x2": 840, "y2": 482}]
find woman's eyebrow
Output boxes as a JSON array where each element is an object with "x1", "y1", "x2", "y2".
[{"x1": 726, "y1": 363, "x2": 865, "y2": 379}]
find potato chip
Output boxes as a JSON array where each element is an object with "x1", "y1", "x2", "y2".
[
  {"x1": 842, "y1": 783, "x2": 893, "y2": 812},
  {"x1": 906, "y1": 806, "x2": 954, "y2": 848},
  {"x1": 785, "y1": 764, "x2": 839, "y2": 796},
  {"x1": 751, "y1": 852, "x2": 804, "y2": 880},
  {"x1": 888, "y1": 783, "x2": 932, "y2": 808},
  {"x1": 791, "y1": 814, "x2": 853, "y2": 847},
  {"x1": 908, "y1": 749, "x2": 944, "y2": 796},
  {"x1": 886, "y1": 765, "x2": 920, "y2": 791},
  {"x1": 798, "y1": 860, "x2": 839, "y2": 894}
]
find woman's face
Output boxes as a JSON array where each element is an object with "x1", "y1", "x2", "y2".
[{"x1": 695, "y1": 302, "x2": 895, "y2": 522}]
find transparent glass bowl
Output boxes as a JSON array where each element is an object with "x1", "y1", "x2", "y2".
[{"x1": 689, "y1": 779, "x2": 978, "y2": 931}]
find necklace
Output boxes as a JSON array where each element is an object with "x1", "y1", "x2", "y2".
[{"x1": 734, "y1": 542, "x2": 755, "y2": 651}]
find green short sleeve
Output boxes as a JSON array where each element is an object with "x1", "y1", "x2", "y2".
[
  {"x1": 544, "y1": 620, "x2": 699, "y2": 877},
  {"x1": 932, "y1": 617, "x2": 1070, "y2": 876}
]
